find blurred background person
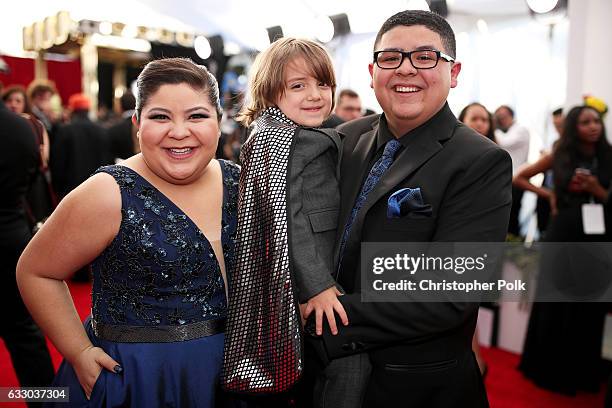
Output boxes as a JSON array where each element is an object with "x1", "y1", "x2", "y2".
[
  {"x1": 334, "y1": 88, "x2": 362, "y2": 122},
  {"x1": 2, "y1": 85, "x2": 56, "y2": 226},
  {"x1": 514, "y1": 104, "x2": 611, "y2": 395},
  {"x1": 495, "y1": 105, "x2": 531, "y2": 237},
  {"x1": 96, "y1": 103, "x2": 120, "y2": 128},
  {"x1": 3, "y1": 84, "x2": 31, "y2": 114},
  {"x1": 3, "y1": 85, "x2": 50, "y2": 168},
  {"x1": 107, "y1": 90, "x2": 138, "y2": 162},
  {"x1": 217, "y1": 91, "x2": 246, "y2": 163},
  {"x1": 322, "y1": 88, "x2": 362, "y2": 128},
  {"x1": 459, "y1": 102, "x2": 496, "y2": 142},
  {"x1": 50, "y1": 93, "x2": 112, "y2": 200},
  {"x1": 27, "y1": 80, "x2": 58, "y2": 135},
  {"x1": 552, "y1": 107, "x2": 564, "y2": 136},
  {"x1": 535, "y1": 108, "x2": 565, "y2": 237},
  {"x1": 0, "y1": 83, "x2": 55, "y2": 394},
  {"x1": 459, "y1": 101, "x2": 497, "y2": 378}
]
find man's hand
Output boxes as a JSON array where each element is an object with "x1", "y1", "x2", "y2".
[{"x1": 302, "y1": 286, "x2": 348, "y2": 335}]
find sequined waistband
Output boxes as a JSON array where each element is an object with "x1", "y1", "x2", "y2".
[{"x1": 91, "y1": 318, "x2": 225, "y2": 343}]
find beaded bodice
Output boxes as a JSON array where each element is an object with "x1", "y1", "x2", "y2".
[{"x1": 91, "y1": 161, "x2": 239, "y2": 326}]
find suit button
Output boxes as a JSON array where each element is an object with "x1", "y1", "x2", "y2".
[{"x1": 342, "y1": 342, "x2": 360, "y2": 351}]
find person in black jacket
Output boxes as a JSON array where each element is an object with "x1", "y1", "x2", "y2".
[
  {"x1": 107, "y1": 91, "x2": 138, "y2": 162},
  {"x1": 0, "y1": 91, "x2": 55, "y2": 393},
  {"x1": 50, "y1": 93, "x2": 112, "y2": 199}
]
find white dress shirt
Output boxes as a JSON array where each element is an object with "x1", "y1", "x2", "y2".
[{"x1": 495, "y1": 122, "x2": 530, "y2": 175}]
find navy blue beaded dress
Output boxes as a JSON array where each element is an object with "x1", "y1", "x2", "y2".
[{"x1": 49, "y1": 160, "x2": 239, "y2": 407}]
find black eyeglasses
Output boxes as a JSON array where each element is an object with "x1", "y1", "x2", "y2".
[{"x1": 373, "y1": 49, "x2": 455, "y2": 70}]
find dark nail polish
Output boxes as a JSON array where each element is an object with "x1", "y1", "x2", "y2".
[{"x1": 113, "y1": 365, "x2": 123, "y2": 374}]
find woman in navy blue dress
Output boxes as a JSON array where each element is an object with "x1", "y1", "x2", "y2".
[{"x1": 16, "y1": 58, "x2": 239, "y2": 407}]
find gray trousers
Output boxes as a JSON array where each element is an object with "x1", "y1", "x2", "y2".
[{"x1": 312, "y1": 353, "x2": 372, "y2": 408}]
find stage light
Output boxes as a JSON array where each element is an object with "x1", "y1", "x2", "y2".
[
  {"x1": 194, "y1": 35, "x2": 212, "y2": 59},
  {"x1": 477, "y1": 19, "x2": 489, "y2": 34},
  {"x1": 114, "y1": 86, "x2": 125, "y2": 99},
  {"x1": 526, "y1": 0, "x2": 559, "y2": 14},
  {"x1": 78, "y1": 20, "x2": 98, "y2": 34},
  {"x1": 122, "y1": 25, "x2": 138, "y2": 38},
  {"x1": 329, "y1": 13, "x2": 351, "y2": 40},
  {"x1": 427, "y1": 0, "x2": 448, "y2": 17},
  {"x1": 527, "y1": 0, "x2": 567, "y2": 24},
  {"x1": 145, "y1": 28, "x2": 161, "y2": 42},
  {"x1": 314, "y1": 16, "x2": 334, "y2": 43},
  {"x1": 99, "y1": 22, "x2": 112, "y2": 36},
  {"x1": 176, "y1": 32, "x2": 195, "y2": 48},
  {"x1": 207, "y1": 35, "x2": 225, "y2": 57},
  {"x1": 267, "y1": 26, "x2": 283, "y2": 44}
]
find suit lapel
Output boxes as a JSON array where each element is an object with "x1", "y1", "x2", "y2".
[{"x1": 334, "y1": 126, "x2": 377, "y2": 263}]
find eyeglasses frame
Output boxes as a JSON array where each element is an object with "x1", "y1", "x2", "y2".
[{"x1": 373, "y1": 49, "x2": 455, "y2": 70}]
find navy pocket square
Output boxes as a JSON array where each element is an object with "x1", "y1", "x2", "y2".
[{"x1": 387, "y1": 188, "x2": 433, "y2": 219}]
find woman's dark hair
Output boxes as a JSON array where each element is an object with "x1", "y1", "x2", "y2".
[
  {"x1": 2, "y1": 85, "x2": 32, "y2": 114},
  {"x1": 458, "y1": 102, "x2": 495, "y2": 142},
  {"x1": 135, "y1": 57, "x2": 222, "y2": 122}
]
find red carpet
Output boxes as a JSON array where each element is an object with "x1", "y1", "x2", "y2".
[
  {"x1": 0, "y1": 281, "x2": 91, "y2": 408},
  {"x1": 0, "y1": 282, "x2": 606, "y2": 407},
  {"x1": 481, "y1": 346, "x2": 605, "y2": 407}
]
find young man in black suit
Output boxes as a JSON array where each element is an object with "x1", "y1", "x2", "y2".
[{"x1": 307, "y1": 10, "x2": 512, "y2": 407}]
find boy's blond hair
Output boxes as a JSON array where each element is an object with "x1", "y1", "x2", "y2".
[{"x1": 238, "y1": 38, "x2": 336, "y2": 127}]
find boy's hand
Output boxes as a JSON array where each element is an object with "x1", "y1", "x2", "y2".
[{"x1": 302, "y1": 286, "x2": 348, "y2": 336}]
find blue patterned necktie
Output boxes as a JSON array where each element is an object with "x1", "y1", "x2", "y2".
[{"x1": 337, "y1": 139, "x2": 402, "y2": 270}]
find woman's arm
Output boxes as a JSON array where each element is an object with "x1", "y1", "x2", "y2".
[
  {"x1": 512, "y1": 153, "x2": 554, "y2": 199},
  {"x1": 16, "y1": 172, "x2": 122, "y2": 396}
]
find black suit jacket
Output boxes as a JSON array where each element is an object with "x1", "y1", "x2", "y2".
[
  {"x1": 107, "y1": 117, "x2": 135, "y2": 161},
  {"x1": 315, "y1": 104, "x2": 511, "y2": 407},
  {"x1": 50, "y1": 113, "x2": 112, "y2": 198}
]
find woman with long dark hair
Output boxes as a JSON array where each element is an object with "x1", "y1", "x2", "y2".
[
  {"x1": 458, "y1": 102, "x2": 496, "y2": 142},
  {"x1": 514, "y1": 105, "x2": 611, "y2": 394}
]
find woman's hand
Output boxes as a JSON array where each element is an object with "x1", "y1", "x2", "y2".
[
  {"x1": 570, "y1": 173, "x2": 608, "y2": 201},
  {"x1": 574, "y1": 173, "x2": 601, "y2": 193},
  {"x1": 546, "y1": 189, "x2": 558, "y2": 217},
  {"x1": 72, "y1": 346, "x2": 121, "y2": 399}
]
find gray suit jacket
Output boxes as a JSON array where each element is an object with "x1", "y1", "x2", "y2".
[{"x1": 287, "y1": 127, "x2": 342, "y2": 303}]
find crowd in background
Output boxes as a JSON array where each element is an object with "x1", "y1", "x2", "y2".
[{"x1": 1, "y1": 67, "x2": 611, "y2": 400}]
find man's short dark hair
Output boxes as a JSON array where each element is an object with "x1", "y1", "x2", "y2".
[
  {"x1": 120, "y1": 91, "x2": 136, "y2": 112},
  {"x1": 338, "y1": 89, "x2": 359, "y2": 101},
  {"x1": 373, "y1": 10, "x2": 456, "y2": 58},
  {"x1": 27, "y1": 80, "x2": 56, "y2": 100},
  {"x1": 552, "y1": 107, "x2": 563, "y2": 116},
  {"x1": 496, "y1": 105, "x2": 515, "y2": 118}
]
